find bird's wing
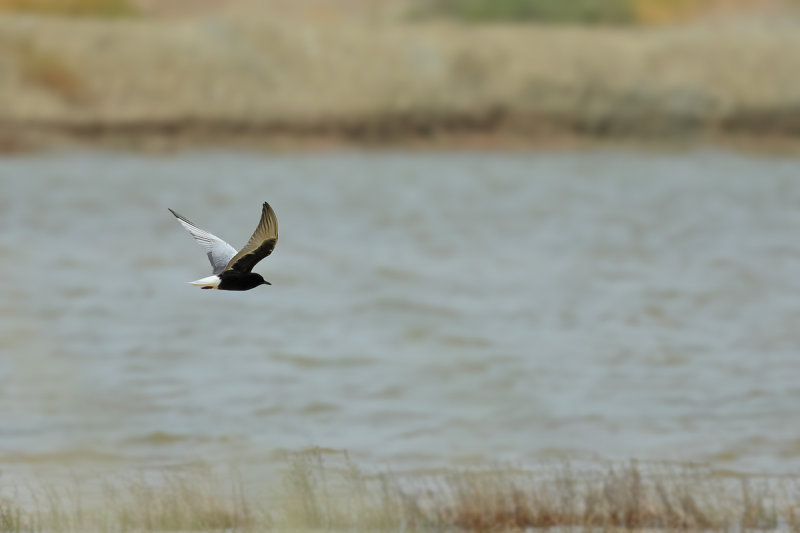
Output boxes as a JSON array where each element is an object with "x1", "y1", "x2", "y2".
[
  {"x1": 169, "y1": 208, "x2": 238, "y2": 275},
  {"x1": 224, "y1": 202, "x2": 278, "y2": 273}
]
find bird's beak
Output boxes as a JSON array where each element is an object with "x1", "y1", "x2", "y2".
[{"x1": 263, "y1": 280, "x2": 271, "y2": 286}]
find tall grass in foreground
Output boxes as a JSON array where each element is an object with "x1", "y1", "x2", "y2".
[
  {"x1": 282, "y1": 451, "x2": 800, "y2": 531},
  {"x1": 3, "y1": 470, "x2": 260, "y2": 532},
  {"x1": 3, "y1": 450, "x2": 800, "y2": 532}
]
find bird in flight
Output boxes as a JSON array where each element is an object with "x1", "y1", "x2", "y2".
[{"x1": 169, "y1": 202, "x2": 278, "y2": 291}]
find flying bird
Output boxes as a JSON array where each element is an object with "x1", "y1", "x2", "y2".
[{"x1": 169, "y1": 202, "x2": 278, "y2": 291}]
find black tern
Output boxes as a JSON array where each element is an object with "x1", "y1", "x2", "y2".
[{"x1": 169, "y1": 202, "x2": 278, "y2": 291}]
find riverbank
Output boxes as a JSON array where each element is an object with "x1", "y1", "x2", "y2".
[{"x1": 1, "y1": 5, "x2": 800, "y2": 151}]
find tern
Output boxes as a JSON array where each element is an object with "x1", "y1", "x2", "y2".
[{"x1": 169, "y1": 202, "x2": 278, "y2": 291}]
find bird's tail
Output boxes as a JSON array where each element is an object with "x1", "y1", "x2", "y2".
[{"x1": 188, "y1": 275, "x2": 221, "y2": 289}]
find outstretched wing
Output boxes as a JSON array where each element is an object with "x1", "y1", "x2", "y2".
[
  {"x1": 168, "y1": 208, "x2": 238, "y2": 275},
  {"x1": 224, "y1": 202, "x2": 278, "y2": 273}
]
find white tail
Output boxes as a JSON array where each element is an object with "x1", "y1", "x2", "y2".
[{"x1": 188, "y1": 275, "x2": 221, "y2": 289}]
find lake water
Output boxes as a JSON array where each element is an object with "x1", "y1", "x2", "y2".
[{"x1": 1, "y1": 149, "x2": 799, "y2": 482}]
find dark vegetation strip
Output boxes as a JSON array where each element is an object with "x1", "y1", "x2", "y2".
[{"x1": 4, "y1": 106, "x2": 800, "y2": 151}]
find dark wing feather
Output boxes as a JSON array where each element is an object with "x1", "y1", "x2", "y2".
[{"x1": 224, "y1": 202, "x2": 278, "y2": 273}]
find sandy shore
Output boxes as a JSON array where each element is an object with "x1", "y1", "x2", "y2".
[{"x1": 1, "y1": 3, "x2": 800, "y2": 150}]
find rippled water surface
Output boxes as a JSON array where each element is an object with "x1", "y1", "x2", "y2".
[{"x1": 1, "y1": 149, "x2": 800, "y2": 478}]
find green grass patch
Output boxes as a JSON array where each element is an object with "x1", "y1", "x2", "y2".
[
  {"x1": 422, "y1": 0, "x2": 800, "y2": 25},
  {"x1": 0, "y1": 0, "x2": 136, "y2": 17},
  {"x1": 424, "y1": 0, "x2": 636, "y2": 24}
]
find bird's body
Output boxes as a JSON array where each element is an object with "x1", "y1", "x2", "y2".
[
  {"x1": 188, "y1": 271, "x2": 268, "y2": 291},
  {"x1": 169, "y1": 202, "x2": 278, "y2": 291}
]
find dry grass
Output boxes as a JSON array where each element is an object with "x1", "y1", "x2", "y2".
[
  {"x1": 108, "y1": 473, "x2": 257, "y2": 531},
  {"x1": 5, "y1": 470, "x2": 260, "y2": 532},
  {"x1": 0, "y1": 496, "x2": 25, "y2": 532},
  {"x1": 282, "y1": 457, "x2": 800, "y2": 531},
  {"x1": 1, "y1": 451, "x2": 800, "y2": 531},
  {"x1": 277, "y1": 450, "x2": 799, "y2": 531},
  {"x1": 14, "y1": 42, "x2": 87, "y2": 104},
  {"x1": 632, "y1": 0, "x2": 800, "y2": 24}
]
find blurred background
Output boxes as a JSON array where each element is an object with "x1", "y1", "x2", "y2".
[
  {"x1": 1, "y1": 0, "x2": 800, "y2": 507},
  {"x1": 2, "y1": 0, "x2": 800, "y2": 148}
]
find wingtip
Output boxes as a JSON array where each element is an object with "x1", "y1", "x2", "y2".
[{"x1": 168, "y1": 208, "x2": 188, "y2": 222}]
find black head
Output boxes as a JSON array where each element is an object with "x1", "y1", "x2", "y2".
[{"x1": 254, "y1": 273, "x2": 271, "y2": 287}]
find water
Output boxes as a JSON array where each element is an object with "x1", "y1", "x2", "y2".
[{"x1": 1, "y1": 149, "x2": 800, "y2": 480}]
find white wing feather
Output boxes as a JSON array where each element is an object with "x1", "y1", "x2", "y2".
[{"x1": 169, "y1": 209, "x2": 238, "y2": 275}]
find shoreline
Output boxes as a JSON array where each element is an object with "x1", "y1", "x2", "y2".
[{"x1": 3, "y1": 115, "x2": 800, "y2": 154}]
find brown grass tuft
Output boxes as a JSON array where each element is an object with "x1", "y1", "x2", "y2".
[
  {"x1": 15, "y1": 42, "x2": 88, "y2": 104},
  {"x1": 276, "y1": 451, "x2": 800, "y2": 532}
]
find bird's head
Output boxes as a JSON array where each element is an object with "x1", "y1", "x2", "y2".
[{"x1": 253, "y1": 273, "x2": 271, "y2": 287}]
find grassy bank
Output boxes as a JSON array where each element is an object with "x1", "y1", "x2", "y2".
[
  {"x1": 1, "y1": 1, "x2": 800, "y2": 150},
  {"x1": 3, "y1": 450, "x2": 800, "y2": 532}
]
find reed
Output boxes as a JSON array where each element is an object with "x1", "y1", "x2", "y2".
[
  {"x1": 279, "y1": 452, "x2": 798, "y2": 531},
  {"x1": 3, "y1": 450, "x2": 798, "y2": 532},
  {"x1": 12, "y1": 469, "x2": 261, "y2": 532}
]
